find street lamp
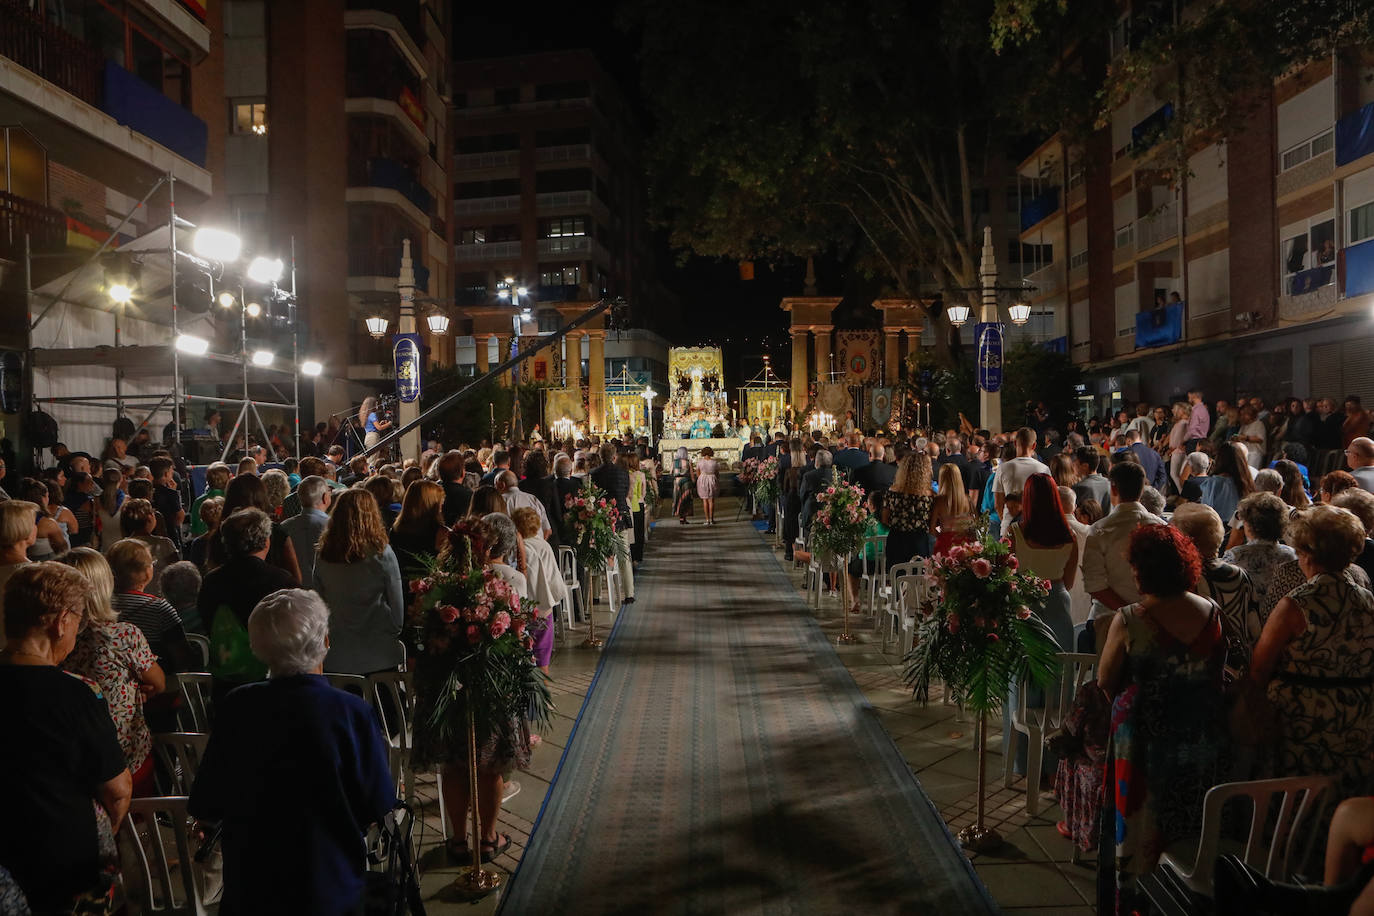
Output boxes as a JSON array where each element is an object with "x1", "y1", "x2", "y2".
[
  {"x1": 365, "y1": 315, "x2": 390, "y2": 338},
  {"x1": 425, "y1": 311, "x2": 451, "y2": 335},
  {"x1": 496, "y1": 277, "x2": 532, "y2": 440},
  {"x1": 1008, "y1": 300, "x2": 1032, "y2": 325},
  {"x1": 642, "y1": 385, "x2": 657, "y2": 453},
  {"x1": 946, "y1": 303, "x2": 971, "y2": 326}
]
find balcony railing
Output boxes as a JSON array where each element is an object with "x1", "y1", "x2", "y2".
[
  {"x1": 1281, "y1": 128, "x2": 1334, "y2": 171},
  {"x1": 350, "y1": 156, "x2": 434, "y2": 217},
  {"x1": 455, "y1": 194, "x2": 519, "y2": 215},
  {"x1": 455, "y1": 150, "x2": 519, "y2": 170},
  {"x1": 535, "y1": 144, "x2": 591, "y2": 164},
  {"x1": 102, "y1": 62, "x2": 208, "y2": 167},
  {"x1": 0, "y1": 0, "x2": 103, "y2": 106},
  {"x1": 538, "y1": 235, "x2": 590, "y2": 257},
  {"x1": 535, "y1": 190, "x2": 591, "y2": 210},
  {"x1": 1136, "y1": 200, "x2": 1179, "y2": 250},
  {"x1": 0, "y1": 190, "x2": 66, "y2": 259},
  {"x1": 1019, "y1": 187, "x2": 1060, "y2": 232},
  {"x1": 1131, "y1": 103, "x2": 1175, "y2": 155},
  {"x1": 455, "y1": 240, "x2": 521, "y2": 262}
]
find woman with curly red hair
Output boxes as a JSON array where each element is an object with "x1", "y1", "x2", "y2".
[{"x1": 1095, "y1": 523, "x2": 1228, "y2": 915}]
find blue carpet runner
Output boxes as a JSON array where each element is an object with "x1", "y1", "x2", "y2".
[{"x1": 499, "y1": 516, "x2": 997, "y2": 914}]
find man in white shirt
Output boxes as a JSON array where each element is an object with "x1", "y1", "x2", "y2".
[
  {"x1": 994, "y1": 427, "x2": 1050, "y2": 535},
  {"x1": 1348, "y1": 437, "x2": 1374, "y2": 492},
  {"x1": 1082, "y1": 462, "x2": 1164, "y2": 653},
  {"x1": 496, "y1": 470, "x2": 552, "y2": 539}
]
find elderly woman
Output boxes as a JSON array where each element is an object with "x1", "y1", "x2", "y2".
[
  {"x1": 511, "y1": 507, "x2": 565, "y2": 674},
  {"x1": 1171, "y1": 502, "x2": 1259, "y2": 666},
  {"x1": 481, "y1": 512, "x2": 528, "y2": 600},
  {"x1": 61, "y1": 548, "x2": 164, "y2": 796},
  {"x1": 0, "y1": 563, "x2": 132, "y2": 912},
  {"x1": 1097, "y1": 525, "x2": 1228, "y2": 914},
  {"x1": 261, "y1": 468, "x2": 291, "y2": 521},
  {"x1": 315, "y1": 490, "x2": 405, "y2": 676},
  {"x1": 1223, "y1": 492, "x2": 1297, "y2": 608},
  {"x1": 189, "y1": 589, "x2": 395, "y2": 916},
  {"x1": 1251, "y1": 505, "x2": 1374, "y2": 828}
]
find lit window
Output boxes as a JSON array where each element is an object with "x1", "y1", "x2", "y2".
[
  {"x1": 539, "y1": 265, "x2": 581, "y2": 287},
  {"x1": 232, "y1": 101, "x2": 267, "y2": 135}
]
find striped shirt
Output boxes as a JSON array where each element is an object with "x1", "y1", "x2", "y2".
[{"x1": 113, "y1": 591, "x2": 186, "y2": 671}]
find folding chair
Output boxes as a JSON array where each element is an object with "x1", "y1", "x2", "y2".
[
  {"x1": 176, "y1": 673, "x2": 214, "y2": 733},
  {"x1": 891, "y1": 573, "x2": 931, "y2": 657},
  {"x1": 1002, "y1": 651, "x2": 1097, "y2": 815},
  {"x1": 153, "y1": 733, "x2": 210, "y2": 796},
  {"x1": 118, "y1": 796, "x2": 214, "y2": 915}
]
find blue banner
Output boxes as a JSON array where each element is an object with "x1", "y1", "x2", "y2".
[
  {"x1": 1134, "y1": 303, "x2": 1183, "y2": 349},
  {"x1": 1337, "y1": 101, "x2": 1374, "y2": 167},
  {"x1": 392, "y1": 333, "x2": 423, "y2": 403},
  {"x1": 1043, "y1": 336, "x2": 1067, "y2": 354},
  {"x1": 976, "y1": 322, "x2": 1003, "y2": 393},
  {"x1": 1345, "y1": 238, "x2": 1374, "y2": 299},
  {"x1": 1289, "y1": 265, "x2": 1333, "y2": 296},
  {"x1": 101, "y1": 62, "x2": 208, "y2": 166}
]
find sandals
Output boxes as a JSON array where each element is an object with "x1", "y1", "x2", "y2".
[{"x1": 481, "y1": 833, "x2": 512, "y2": 863}]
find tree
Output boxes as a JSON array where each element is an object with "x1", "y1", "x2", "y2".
[
  {"x1": 629, "y1": 0, "x2": 1065, "y2": 366},
  {"x1": 919, "y1": 340, "x2": 1082, "y2": 431}
]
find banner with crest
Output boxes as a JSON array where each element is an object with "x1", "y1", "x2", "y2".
[
  {"x1": 817, "y1": 381, "x2": 850, "y2": 417},
  {"x1": 520, "y1": 335, "x2": 560, "y2": 384},
  {"x1": 869, "y1": 387, "x2": 894, "y2": 428},
  {"x1": 544, "y1": 387, "x2": 586, "y2": 423},
  {"x1": 835, "y1": 330, "x2": 881, "y2": 385}
]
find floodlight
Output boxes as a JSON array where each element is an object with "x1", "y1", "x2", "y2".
[
  {"x1": 217, "y1": 291, "x2": 236, "y2": 308},
  {"x1": 245, "y1": 302, "x2": 263, "y2": 318},
  {"x1": 108, "y1": 284, "x2": 133, "y2": 305},
  {"x1": 301, "y1": 359, "x2": 323, "y2": 377},
  {"x1": 251, "y1": 349, "x2": 274, "y2": 367},
  {"x1": 175, "y1": 334, "x2": 210, "y2": 355},
  {"x1": 191, "y1": 228, "x2": 242, "y2": 262},
  {"x1": 246, "y1": 256, "x2": 284, "y2": 284}
]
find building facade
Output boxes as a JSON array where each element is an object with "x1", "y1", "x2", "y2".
[{"x1": 1018, "y1": 20, "x2": 1374, "y2": 416}]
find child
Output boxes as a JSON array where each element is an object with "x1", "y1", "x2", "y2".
[{"x1": 64, "y1": 471, "x2": 98, "y2": 548}]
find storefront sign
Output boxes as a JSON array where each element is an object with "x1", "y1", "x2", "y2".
[{"x1": 393, "y1": 333, "x2": 422, "y2": 403}]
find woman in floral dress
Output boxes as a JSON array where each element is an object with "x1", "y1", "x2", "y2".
[
  {"x1": 1096, "y1": 524, "x2": 1228, "y2": 915},
  {"x1": 882, "y1": 453, "x2": 934, "y2": 565}
]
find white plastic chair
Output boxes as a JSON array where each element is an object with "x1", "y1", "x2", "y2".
[
  {"x1": 119, "y1": 796, "x2": 214, "y2": 915},
  {"x1": 185, "y1": 634, "x2": 210, "y2": 669},
  {"x1": 176, "y1": 673, "x2": 214, "y2": 733},
  {"x1": 880, "y1": 560, "x2": 925, "y2": 646},
  {"x1": 1142, "y1": 776, "x2": 1334, "y2": 912},
  {"x1": 366, "y1": 670, "x2": 448, "y2": 840},
  {"x1": 891, "y1": 574, "x2": 932, "y2": 656},
  {"x1": 324, "y1": 673, "x2": 368, "y2": 698},
  {"x1": 557, "y1": 545, "x2": 583, "y2": 622},
  {"x1": 1001, "y1": 651, "x2": 1097, "y2": 815},
  {"x1": 858, "y1": 534, "x2": 888, "y2": 617},
  {"x1": 153, "y1": 733, "x2": 210, "y2": 796}
]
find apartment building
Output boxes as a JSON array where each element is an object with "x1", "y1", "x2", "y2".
[
  {"x1": 450, "y1": 50, "x2": 673, "y2": 385},
  {"x1": 215, "y1": 0, "x2": 453, "y2": 418},
  {"x1": 1017, "y1": 29, "x2": 1374, "y2": 416}
]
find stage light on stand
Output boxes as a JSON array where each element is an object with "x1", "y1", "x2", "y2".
[
  {"x1": 217, "y1": 291, "x2": 236, "y2": 308},
  {"x1": 251, "y1": 349, "x2": 274, "y2": 367},
  {"x1": 245, "y1": 302, "x2": 263, "y2": 318},
  {"x1": 365, "y1": 316, "x2": 390, "y2": 338},
  {"x1": 191, "y1": 228, "x2": 242, "y2": 263},
  {"x1": 175, "y1": 333, "x2": 209, "y2": 355},
  {"x1": 108, "y1": 283, "x2": 133, "y2": 305},
  {"x1": 301, "y1": 359, "x2": 323, "y2": 377},
  {"x1": 246, "y1": 256, "x2": 283, "y2": 284}
]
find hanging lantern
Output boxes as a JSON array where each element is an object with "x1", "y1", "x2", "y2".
[
  {"x1": 426, "y1": 312, "x2": 451, "y2": 335},
  {"x1": 365, "y1": 316, "x2": 390, "y2": 338},
  {"x1": 946, "y1": 303, "x2": 971, "y2": 326},
  {"x1": 1008, "y1": 301, "x2": 1032, "y2": 325}
]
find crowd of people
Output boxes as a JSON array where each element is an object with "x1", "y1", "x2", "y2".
[{"x1": 0, "y1": 423, "x2": 659, "y2": 914}]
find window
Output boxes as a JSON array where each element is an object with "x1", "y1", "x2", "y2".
[
  {"x1": 1109, "y1": 14, "x2": 1130, "y2": 58},
  {"x1": 232, "y1": 100, "x2": 267, "y2": 135},
  {"x1": 1282, "y1": 216, "x2": 1336, "y2": 295},
  {"x1": 485, "y1": 223, "x2": 519, "y2": 242},
  {"x1": 1351, "y1": 201, "x2": 1374, "y2": 246},
  {"x1": 494, "y1": 87, "x2": 520, "y2": 105},
  {"x1": 1281, "y1": 129, "x2": 1335, "y2": 171},
  {"x1": 540, "y1": 216, "x2": 587, "y2": 238},
  {"x1": 539, "y1": 265, "x2": 581, "y2": 287},
  {"x1": 458, "y1": 228, "x2": 486, "y2": 245},
  {"x1": 537, "y1": 310, "x2": 561, "y2": 332}
]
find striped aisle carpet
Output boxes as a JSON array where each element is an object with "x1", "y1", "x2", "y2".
[{"x1": 499, "y1": 516, "x2": 997, "y2": 915}]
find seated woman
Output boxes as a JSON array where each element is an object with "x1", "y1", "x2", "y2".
[
  {"x1": 189, "y1": 589, "x2": 395, "y2": 916},
  {"x1": 61, "y1": 548, "x2": 164, "y2": 797},
  {"x1": 1096, "y1": 524, "x2": 1228, "y2": 914},
  {"x1": 0, "y1": 563, "x2": 132, "y2": 912},
  {"x1": 1251, "y1": 505, "x2": 1374, "y2": 848}
]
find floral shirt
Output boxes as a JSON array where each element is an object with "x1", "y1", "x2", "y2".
[
  {"x1": 64, "y1": 621, "x2": 157, "y2": 772},
  {"x1": 1222, "y1": 540, "x2": 1296, "y2": 610},
  {"x1": 885, "y1": 492, "x2": 933, "y2": 533}
]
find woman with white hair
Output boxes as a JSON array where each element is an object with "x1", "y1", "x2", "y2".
[{"x1": 190, "y1": 588, "x2": 394, "y2": 916}]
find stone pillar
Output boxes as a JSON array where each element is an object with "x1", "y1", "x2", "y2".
[
  {"x1": 790, "y1": 328, "x2": 809, "y2": 410},
  {"x1": 474, "y1": 334, "x2": 491, "y2": 376},
  {"x1": 813, "y1": 325, "x2": 833, "y2": 383},
  {"x1": 884, "y1": 330, "x2": 901, "y2": 385},
  {"x1": 564, "y1": 330, "x2": 582, "y2": 390},
  {"x1": 588, "y1": 330, "x2": 606, "y2": 432}
]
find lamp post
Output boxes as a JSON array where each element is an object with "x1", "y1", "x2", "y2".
[
  {"x1": 642, "y1": 385, "x2": 657, "y2": 454},
  {"x1": 497, "y1": 277, "x2": 530, "y2": 441},
  {"x1": 977, "y1": 226, "x2": 1002, "y2": 434}
]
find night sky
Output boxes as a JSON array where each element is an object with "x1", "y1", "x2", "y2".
[{"x1": 452, "y1": 1, "x2": 823, "y2": 386}]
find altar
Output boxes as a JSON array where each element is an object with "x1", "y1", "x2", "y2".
[{"x1": 657, "y1": 437, "x2": 745, "y2": 465}]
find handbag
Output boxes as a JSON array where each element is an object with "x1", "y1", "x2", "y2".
[{"x1": 1226, "y1": 675, "x2": 1279, "y2": 747}]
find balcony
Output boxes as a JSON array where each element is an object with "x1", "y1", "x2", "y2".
[
  {"x1": 1336, "y1": 100, "x2": 1374, "y2": 167},
  {"x1": 350, "y1": 157, "x2": 434, "y2": 217},
  {"x1": 1130, "y1": 103, "x2": 1174, "y2": 156},
  {"x1": 1019, "y1": 187, "x2": 1060, "y2": 232},
  {"x1": 455, "y1": 194, "x2": 519, "y2": 216},
  {"x1": 0, "y1": 0, "x2": 102, "y2": 105},
  {"x1": 538, "y1": 235, "x2": 590, "y2": 257},
  {"x1": 345, "y1": 0, "x2": 425, "y2": 75},
  {"x1": 455, "y1": 240, "x2": 521, "y2": 262},
  {"x1": 1344, "y1": 238, "x2": 1374, "y2": 298},
  {"x1": 1135, "y1": 303, "x2": 1183, "y2": 350},
  {"x1": 101, "y1": 63, "x2": 207, "y2": 167},
  {"x1": 535, "y1": 144, "x2": 591, "y2": 164},
  {"x1": 536, "y1": 190, "x2": 591, "y2": 210},
  {"x1": 1136, "y1": 200, "x2": 1179, "y2": 251},
  {"x1": 0, "y1": 190, "x2": 66, "y2": 260},
  {"x1": 455, "y1": 150, "x2": 519, "y2": 171}
]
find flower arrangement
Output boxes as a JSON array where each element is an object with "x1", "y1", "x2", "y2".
[
  {"x1": 408, "y1": 521, "x2": 553, "y2": 761},
  {"x1": 903, "y1": 517, "x2": 1062, "y2": 714},
  {"x1": 737, "y1": 457, "x2": 760, "y2": 486},
  {"x1": 753, "y1": 454, "x2": 781, "y2": 506},
  {"x1": 561, "y1": 478, "x2": 626, "y2": 574},
  {"x1": 809, "y1": 480, "x2": 869, "y2": 558}
]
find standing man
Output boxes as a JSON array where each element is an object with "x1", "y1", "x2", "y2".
[
  {"x1": 935, "y1": 435, "x2": 972, "y2": 491},
  {"x1": 1347, "y1": 437, "x2": 1374, "y2": 492},
  {"x1": 1185, "y1": 390, "x2": 1210, "y2": 451},
  {"x1": 993, "y1": 428, "x2": 1050, "y2": 536},
  {"x1": 437, "y1": 451, "x2": 472, "y2": 526},
  {"x1": 1071, "y1": 446, "x2": 1110, "y2": 509},
  {"x1": 831, "y1": 432, "x2": 871, "y2": 474},
  {"x1": 1081, "y1": 462, "x2": 1164, "y2": 652},
  {"x1": 1123, "y1": 428, "x2": 1167, "y2": 491},
  {"x1": 590, "y1": 444, "x2": 635, "y2": 605},
  {"x1": 281, "y1": 476, "x2": 331, "y2": 589}
]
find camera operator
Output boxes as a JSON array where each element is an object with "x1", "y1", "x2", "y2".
[{"x1": 358, "y1": 396, "x2": 394, "y2": 450}]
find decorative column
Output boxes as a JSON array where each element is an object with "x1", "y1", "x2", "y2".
[
  {"x1": 790, "y1": 328, "x2": 809, "y2": 410},
  {"x1": 813, "y1": 325, "x2": 833, "y2": 383},
  {"x1": 474, "y1": 334, "x2": 491, "y2": 376},
  {"x1": 494, "y1": 334, "x2": 510, "y2": 386},
  {"x1": 884, "y1": 329, "x2": 901, "y2": 385},
  {"x1": 564, "y1": 329, "x2": 582, "y2": 390},
  {"x1": 587, "y1": 329, "x2": 606, "y2": 432}
]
